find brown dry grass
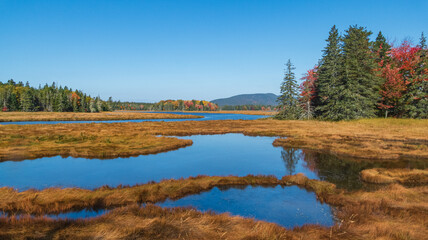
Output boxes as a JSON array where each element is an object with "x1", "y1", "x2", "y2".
[
  {"x1": 1, "y1": 174, "x2": 427, "y2": 240},
  {"x1": 0, "y1": 174, "x2": 333, "y2": 215},
  {"x1": 1, "y1": 118, "x2": 427, "y2": 161},
  {"x1": 361, "y1": 168, "x2": 428, "y2": 185},
  {"x1": 0, "y1": 204, "x2": 330, "y2": 240},
  {"x1": 0, "y1": 111, "x2": 201, "y2": 122},
  {"x1": 195, "y1": 110, "x2": 276, "y2": 115}
]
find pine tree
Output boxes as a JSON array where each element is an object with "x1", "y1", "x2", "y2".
[
  {"x1": 276, "y1": 59, "x2": 301, "y2": 119},
  {"x1": 314, "y1": 25, "x2": 344, "y2": 120}
]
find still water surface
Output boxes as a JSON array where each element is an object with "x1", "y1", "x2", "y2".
[
  {"x1": 2, "y1": 133, "x2": 423, "y2": 227},
  {"x1": 0, "y1": 134, "x2": 424, "y2": 191},
  {"x1": 159, "y1": 185, "x2": 335, "y2": 228}
]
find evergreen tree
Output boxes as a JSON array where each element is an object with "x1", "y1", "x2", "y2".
[
  {"x1": 276, "y1": 59, "x2": 301, "y2": 119},
  {"x1": 418, "y1": 32, "x2": 426, "y2": 49},
  {"x1": 338, "y1": 25, "x2": 379, "y2": 120},
  {"x1": 314, "y1": 25, "x2": 344, "y2": 119},
  {"x1": 373, "y1": 31, "x2": 391, "y2": 63},
  {"x1": 404, "y1": 34, "x2": 428, "y2": 118},
  {"x1": 20, "y1": 88, "x2": 34, "y2": 111}
]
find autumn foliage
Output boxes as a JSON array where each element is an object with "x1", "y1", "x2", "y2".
[
  {"x1": 377, "y1": 41, "x2": 427, "y2": 117},
  {"x1": 153, "y1": 99, "x2": 219, "y2": 111}
]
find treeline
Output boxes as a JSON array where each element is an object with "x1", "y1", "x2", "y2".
[
  {"x1": 0, "y1": 80, "x2": 112, "y2": 112},
  {"x1": 277, "y1": 25, "x2": 427, "y2": 120},
  {"x1": 151, "y1": 100, "x2": 219, "y2": 111},
  {"x1": 112, "y1": 100, "x2": 219, "y2": 111},
  {"x1": 220, "y1": 105, "x2": 275, "y2": 111},
  {"x1": 0, "y1": 81, "x2": 220, "y2": 113}
]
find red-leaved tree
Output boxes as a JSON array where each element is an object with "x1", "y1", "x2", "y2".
[{"x1": 300, "y1": 66, "x2": 318, "y2": 119}]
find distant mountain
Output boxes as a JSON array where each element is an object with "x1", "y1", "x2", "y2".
[{"x1": 211, "y1": 93, "x2": 278, "y2": 106}]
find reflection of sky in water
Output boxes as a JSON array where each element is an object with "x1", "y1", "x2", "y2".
[
  {"x1": 159, "y1": 186, "x2": 335, "y2": 228},
  {"x1": 0, "y1": 134, "x2": 318, "y2": 190},
  {"x1": 2, "y1": 186, "x2": 335, "y2": 229}
]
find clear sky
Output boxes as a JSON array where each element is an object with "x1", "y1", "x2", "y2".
[{"x1": 1, "y1": 0, "x2": 427, "y2": 102}]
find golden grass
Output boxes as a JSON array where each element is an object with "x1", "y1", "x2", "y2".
[
  {"x1": 1, "y1": 174, "x2": 427, "y2": 239},
  {"x1": 361, "y1": 168, "x2": 428, "y2": 184},
  {"x1": 0, "y1": 204, "x2": 329, "y2": 240},
  {"x1": 193, "y1": 110, "x2": 276, "y2": 116},
  {"x1": 0, "y1": 133, "x2": 192, "y2": 161},
  {"x1": 1, "y1": 118, "x2": 427, "y2": 161},
  {"x1": 0, "y1": 111, "x2": 202, "y2": 122},
  {"x1": 0, "y1": 174, "x2": 334, "y2": 215}
]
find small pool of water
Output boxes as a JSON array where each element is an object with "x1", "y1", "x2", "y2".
[
  {"x1": 159, "y1": 185, "x2": 335, "y2": 228},
  {"x1": 1, "y1": 185, "x2": 335, "y2": 229},
  {"x1": 0, "y1": 112, "x2": 267, "y2": 125}
]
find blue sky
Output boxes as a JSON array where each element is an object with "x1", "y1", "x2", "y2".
[{"x1": 1, "y1": 0, "x2": 427, "y2": 102}]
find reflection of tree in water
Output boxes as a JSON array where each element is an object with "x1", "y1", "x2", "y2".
[{"x1": 281, "y1": 148, "x2": 300, "y2": 175}]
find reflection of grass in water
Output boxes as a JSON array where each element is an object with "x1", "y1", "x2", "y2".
[{"x1": 1, "y1": 174, "x2": 427, "y2": 239}]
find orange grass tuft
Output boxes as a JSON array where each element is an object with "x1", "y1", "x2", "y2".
[{"x1": 361, "y1": 168, "x2": 428, "y2": 184}]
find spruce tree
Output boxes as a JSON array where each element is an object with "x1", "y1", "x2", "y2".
[
  {"x1": 314, "y1": 25, "x2": 343, "y2": 120},
  {"x1": 20, "y1": 88, "x2": 34, "y2": 111},
  {"x1": 404, "y1": 33, "x2": 428, "y2": 118},
  {"x1": 276, "y1": 59, "x2": 301, "y2": 119},
  {"x1": 418, "y1": 32, "x2": 426, "y2": 49},
  {"x1": 373, "y1": 31, "x2": 391, "y2": 64},
  {"x1": 338, "y1": 25, "x2": 379, "y2": 120}
]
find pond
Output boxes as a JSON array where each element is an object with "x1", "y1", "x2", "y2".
[
  {"x1": 0, "y1": 185, "x2": 335, "y2": 228},
  {"x1": 0, "y1": 112, "x2": 267, "y2": 125},
  {"x1": 0, "y1": 134, "x2": 424, "y2": 191},
  {"x1": 159, "y1": 185, "x2": 335, "y2": 228},
  {"x1": 2, "y1": 133, "x2": 423, "y2": 228}
]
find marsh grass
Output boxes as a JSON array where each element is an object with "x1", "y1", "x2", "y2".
[
  {"x1": 0, "y1": 111, "x2": 202, "y2": 122},
  {"x1": 1, "y1": 174, "x2": 427, "y2": 239},
  {"x1": 1, "y1": 118, "x2": 427, "y2": 162},
  {"x1": 361, "y1": 168, "x2": 428, "y2": 184}
]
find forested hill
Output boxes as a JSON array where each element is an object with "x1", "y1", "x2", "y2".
[{"x1": 212, "y1": 93, "x2": 278, "y2": 106}]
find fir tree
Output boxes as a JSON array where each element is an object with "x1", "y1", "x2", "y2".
[
  {"x1": 20, "y1": 88, "x2": 34, "y2": 111},
  {"x1": 373, "y1": 31, "x2": 391, "y2": 63},
  {"x1": 276, "y1": 59, "x2": 301, "y2": 119},
  {"x1": 418, "y1": 32, "x2": 426, "y2": 49},
  {"x1": 314, "y1": 25, "x2": 343, "y2": 120},
  {"x1": 338, "y1": 25, "x2": 379, "y2": 120},
  {"x1": 404, "y1": 34, "x2": 428, "y2": 118}
]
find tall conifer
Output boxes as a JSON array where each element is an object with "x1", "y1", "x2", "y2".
[
  {"x1": 314, "y1": 25, "x2": 343, "y2": 119},
  {"x1": 276, "y1": 59, "x2": 301, "y2": 119},
  {"x1": 338, "y1": 25, "x2": 379, "y2": 120}
]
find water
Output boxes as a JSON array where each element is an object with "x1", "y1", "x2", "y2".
[
  {"x1": 0, "y1": 134, "x2": 424, "y2": 191},
  {"x1": 0, "y1": 112, "x2": 267, "y2": 125},
  {"x1": 2, "y1": 133, "x2": 421, "y2": 227},
  {"x1": 6, "y1": 186, "x2": 334, "y2": 228},
  {"x1": 0, "y1": 134, "x2": 315, "y2": 190},
  {"x1": 159, "y1": 186, "x2": 335, "y2": 228}
]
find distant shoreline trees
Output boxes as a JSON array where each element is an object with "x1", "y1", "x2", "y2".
[
  {"x1": 0, "y1": 81, "x2": 220, "y2": 112},
  {"x1": 0, "y1": 80, "x2": 110, "y2": 112},
  {"x1": 277, "y1": 25, "x2": 427, "y2": 120}
]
